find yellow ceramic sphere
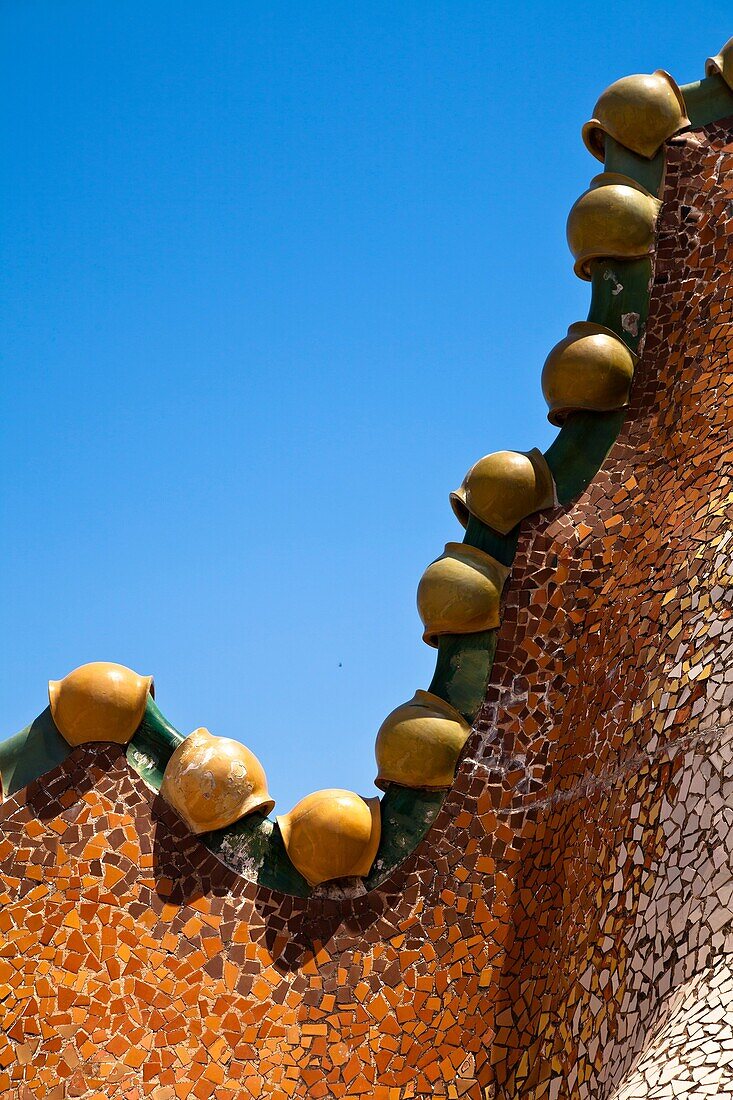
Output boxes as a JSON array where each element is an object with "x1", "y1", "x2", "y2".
[
  {"x1": 450, "y1": 448, "x2": 555, "y2": 535},
  {"x1": 278, "y1": 789, "x2": 381, "y2": 887},
  {"x1": 582, "y1": 70, "x2": 689, "y2": 161},
  {"x1": 567, "y1": 173, "x2": 661, "y2": 281},
  {"x1": 48, "y1": 661, "x2": 153, "y2": 747},
  {"x1": 417, "y1": 543, "x2": 509, "y2": 647},
  {"x1": 375, "y1": 689, "x2": 471, "y2": 790},
  {"x1": 541, "y1": 321, "x2": 637, "y2": 426},
  {"x1": 706, "y1": 38, "x2": 733, "y2": 91},
  {"x1": 161, "y1": 728, "x2": 274, "y2": 835}
]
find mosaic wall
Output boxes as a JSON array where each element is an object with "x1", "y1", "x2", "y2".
[{"x1": 2, "y1": 102, "x2": 733, "y2": 1100}]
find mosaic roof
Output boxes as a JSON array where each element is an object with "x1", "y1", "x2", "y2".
[{"x1": 2, "y1": 37, "x2": 733, "y2": 1100}]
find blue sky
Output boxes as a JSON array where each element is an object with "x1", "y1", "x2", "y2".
[{"x1": 1, "y1": 3, "x2": 729, "y2": 811}]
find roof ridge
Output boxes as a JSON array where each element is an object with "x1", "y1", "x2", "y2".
[{"x1": 3, "y1": 40, "x2": 733, "y2": 899}]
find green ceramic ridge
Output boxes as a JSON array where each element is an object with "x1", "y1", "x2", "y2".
[
  {"x1": 205, "y1": 812, "x2": 312, "y2": 896},
  {"x1": 681, "y1": 73, "x2": 733, "y2": 128},
  {"x1": 603, "y1": 139, "x2": 666, "y2": 197},
  {"x1": 0, "y1": 707, "x2": 71, "y2": 801},
  {"x1": 126, "y1": 695, "x2": 186, "y2": 790}
]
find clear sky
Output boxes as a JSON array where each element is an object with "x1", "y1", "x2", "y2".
[{"x1": 1, "y1": 3, "x2": 729, "y2": 812}]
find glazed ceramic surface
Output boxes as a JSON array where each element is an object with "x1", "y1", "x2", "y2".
[
  {"x1": 374, "y1": 688, "x2": 472, "y2": 790},
  {"x1": 541, "y1": 320, "x2": 637, "y2": 426},
  {"x1": 583, "y1": 70, "x2": 689, "y2": 160},
  {"x1": 450, "y1": 448, "x2": 555, "y2": 535},
  {"x1": 277, "y1": 789, "x2": 381, "y2": 886},
  {"x1": 48, "y1": 661, "x2": 152, "y2": 747},
  {"x1": 161, "y1": 727, "x2": 274, "y2": 835}
]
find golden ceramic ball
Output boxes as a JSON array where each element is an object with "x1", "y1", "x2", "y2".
[
  {"x1": 375, "y1": 689, "x2": 471, "y2": 790},
  {"x1": 278, "y1": 789, "x2": 381, "y2": 887},
  {"x1": 541, "y1": 321, "x2": 637, "y2": 426},
  {"x1": 706, "y1": 38, "x2": 733, "y2": 91},
  {"x1": 49, "y1": 661, "x2": 153, "y2": 747},
  {"x1": 161, "y1": 727, "x2": 275, "y2": 835},
  {"x1": 417, "y1": 543, "x2": 509, "y2": 647},
  {"x1": 450, "y1": 448, "x2": 554, "y2": 535},
  {"x1": 567, "y1": 172, "x2": 661, "y2": 281},
  {"x1": 582, "y1": 70, "x2": 689, "y2": 161}
]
